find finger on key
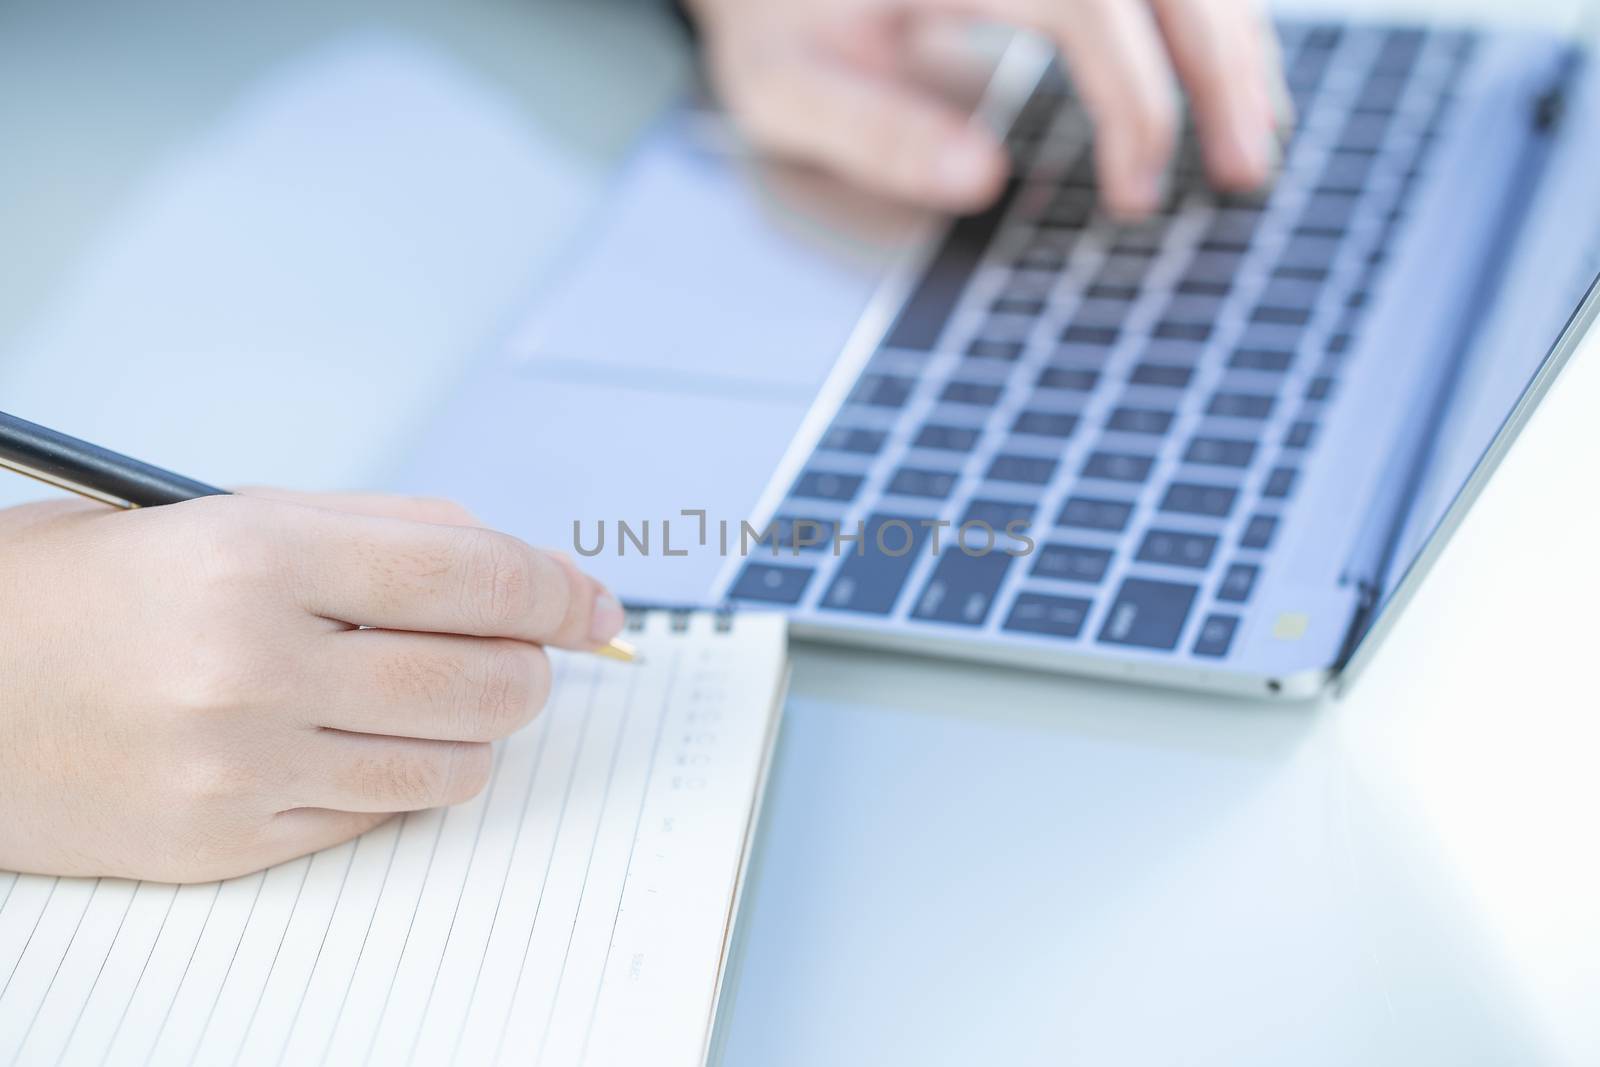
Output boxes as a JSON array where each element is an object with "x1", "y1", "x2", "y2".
[
  {"x1": 946, "y1": 0, "x2": 1181, "y2": 217},
  {"x1": 1148, "y1": 0, "x2": 1277, "y2": 189}
]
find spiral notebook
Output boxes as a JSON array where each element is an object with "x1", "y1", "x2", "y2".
[{"x1": 0, "y1": 610, "x2": 787, "y2": 1067}]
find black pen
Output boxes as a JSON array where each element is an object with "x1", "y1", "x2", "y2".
[
  {"x1": 0, "y1": 408, "x2": 641, "y2": 662},
  {"x1": 0, "y1": 409, "x2": 227, "y2": 508}
]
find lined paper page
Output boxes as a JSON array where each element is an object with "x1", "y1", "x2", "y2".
[{"x1": 0, "y1": 612, "x2": 785, "y2": 1067}]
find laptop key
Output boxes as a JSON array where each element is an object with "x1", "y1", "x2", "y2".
[
  {"x1": 729, "y1": 562, "x2": 815, "y2": 605},
  {"x1": 1004, "y1": 593, "x2": 1094, "y2": 639},
  {"x1": 1097, "y1": 253, "x2": 1155, "y2": 288},
  {"x1": 942, "y1": 380, "x2": 1003, "y2": 406},
  {"x1": 1319, "y1": 150, "x2": 1377, "y2": 193},
  {"x1": 852, "y1": 374, "x2": 915, "y2": 408},
  {"x1": 1301, "y1": 191, "x2": 1359, "y2": 232},
  {"x1": 1060, "y1": 324, "x2": 1120, "y2": 345},
  {"x1": 1240, "y1": 514, "x2": 1279, "y2": 550},
  {"x1": 1160, "y1": 482, "x2": 1239, "y2": 518},
  {"x1": 992, "y1": 295, "x2": 1046, "y2": 316},
  {"x1": 1057, "y1": 496, "x2": 1134, "y2": 532},
  {"x1": 1230, "y1": 348, "x2": 1293, "y2": 372},
  {"x1": 1185, "y1": 436, "x2": 1257, "y2": 468},
  {"x1": 766, "y1": 514, "x2": 835, "y2": 553},
  {"x1": 988, "y1": 454, "x2": 1059, "y2": 485},
  {"x1": 819, "y1": 513, "x2": 930, "y2": 616},
  {"x1": 1037, "y1": 366, "x2": 1101, "y2": 392},
  {"x1": 883, "y1": 182, "x2": 1015, "y2": 350},
  {"x1": 1082, "y1": 451, "x2": 1154, "y2": 483},
  {"x1": 1072, "y1": 298, "x2": 1134, "y2": 329},
  {"x1": 1129, "y1": 363, "x2": 1194, "y2": 388},
  {"x1": 1207, "y1": 391, "x2": 1276, "y2": 419},
  {"x1": 1182, "y1": 250, "x2": 1244, "y2": 285},
  {"x1": 1284, "y1": 420, "x2": 1317, "y2": 449},
  {"x1": 915, "y1": 423, "x2": 981, "y2": 451},
  {"x1": 1153, "y1": 321, "x2": 1212, "y2": 342},
  {"x1": 1250, "y1": 306, "x2": 1311, "y2": 327},
  {"x1": 1012, "y1": 410, "x2": 1080, "y2": 438},
  {"x1": 1217, "y1": 562, "x2": 1259, "y2": 603},
  {"x1": 1136, "y1": 528, "x2": 1219, "y2": 569},
  {"x1": 1098, "y1": 577, "x2": 1198, "y2": 650},
  {"x1": 1263, "y1": 467, "x2": 1298, "y2": 499},
  {"x1": 1278, "y1": 234, "x2": 1341, "y2": 271},
  {"x1": 911, "y1": 550, "x2": 1016, "y2": 626},
  {"x1": 962, "y1": 497, "x2": 1037, "y2": 535},
  {"x1": 1032, "y1": 543, "x2": 1113, "y2": 584},
  {"x1": 1106, "y1": 406, "x2": 1175, "y2": 435},
  {"x1": 819, "y1": 426, "x2": 886, "y2": 454},
  {"x1": 888, "y1": 467, "x2": 959, "y2": 499},
  {"x1": 792, "y1": 470, "x2": 863, "y2": 502},
  {"x1": 967, "y1": 338, "x2": 1025, "y2": 361},
  {"x1": 1162, "y1": 293, "x2": 1225, "y2": 325},
  {"x1": 1193, "y1": 614, "x2": 1240, "y2": 657}
]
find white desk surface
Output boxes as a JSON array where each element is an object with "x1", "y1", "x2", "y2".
[{"x1": 2, "y1": 2, "x2": 1596, "y2": 1064}]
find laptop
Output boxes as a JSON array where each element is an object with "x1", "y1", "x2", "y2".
[{"x1": 392, "y1": 16, "x2": 1600, "y2": 698}]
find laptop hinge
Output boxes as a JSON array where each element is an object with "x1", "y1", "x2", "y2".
[{"x1": 1338, "y1": 55, "x2": 1573, "y2": 616}]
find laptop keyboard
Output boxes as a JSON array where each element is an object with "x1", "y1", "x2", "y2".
[{"x1": 725, "y1": 22, "x2": 1478, "y2": 661}]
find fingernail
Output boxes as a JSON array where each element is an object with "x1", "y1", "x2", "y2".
[
  {"x1": 935, "y1": 135, "x2": 999, "y2": 203},
  {"x1": 590, "y1": 589, "x2": 625, "y2": 646}
]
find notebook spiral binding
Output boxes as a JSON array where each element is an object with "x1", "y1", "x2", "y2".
[{"x1": 621, "y1": 602, "x2": 739, "y2": 633}]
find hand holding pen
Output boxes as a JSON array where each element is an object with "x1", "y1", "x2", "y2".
[{"x1": 0, "y1": 410, "x2": 631, "y2": 882}]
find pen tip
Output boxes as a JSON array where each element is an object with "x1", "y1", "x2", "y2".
[{"x1": 597, "y1": 637, "x2": 640, "y2": 664}]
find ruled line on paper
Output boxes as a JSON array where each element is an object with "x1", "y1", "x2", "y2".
[
  {"x1": 56, "y1": 877, "x2": 140, "y2": 1059},
  {"x1": 102, "y1": 883, "x2": 181, "y2": 1063},
  {"x1": 314, "y1": 817, "x2": 406, "y2": 1067},
  {"x1": 0, "y1": 877, "x2": 58, "y2": 1003},
  {"x1": 451, "y1": 676, "x2": 561, "y2": 1061},
  {"x1": 275, "y1": 842, "x2": 360, "y2": 1067},
  {"x1": 491, "y1": 667, "x2": 605, "y2": 1066},
  {"x1": 187, "y1": 870, "x2": 269, "y2": 1066},
  {"x1": 533, "y1": 660, "x2": 648, "y2": 1067},
  {"x1": 577, "y1": 652, "x2": 683, "y2": 1067},
  {"x1": 143, "y1": 880, "x2": 224, "y2": 1065},
  {"x1": 0, "y1": 612, "x2": 786, "y2": 1067},
  {"x1": 404, "y1": 744, "x2": 509, "y2": 1067},
  {"x1": 362, "y1": 806, "x2": 451, "y2": 1066}
]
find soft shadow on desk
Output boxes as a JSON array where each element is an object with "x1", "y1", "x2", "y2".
[
  {"x1": 712, "y1": 647, "x2": 1539, "y2": 1067},
  {"x1": 790, "y1": 641, "x2": 1321, "y2": 761}
]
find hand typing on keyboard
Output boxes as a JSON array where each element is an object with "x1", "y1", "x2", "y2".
[{"x1": 684, "y1": 0, "x2": 1288, "y2": 217}]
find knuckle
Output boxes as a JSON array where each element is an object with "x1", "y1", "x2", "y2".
[
  {"x1": 355, "y1": 750, "x2": 447, "y2": 807},
  {"x1": 460, "y1": 531, "x2": 537, "y2": 632},
  {"x1": 352, "y1": 742, "x2": 488, "y2": 809},
  {"x1": 169, "y1": 749, "x2": 260, "y2": 818},
  {"x1": 443, "y1": 742, "x2": 494, "y2": 804},
  {"x1": 185, "y1": 498, "x2": 282, "y2": 587},
  {"x1": 472, "y1": 644, "x2": 543, "y2": 738},
  {"x1": 530, "y1": 554, "x2": 576, "y2": 637},
  {"x1": 381, "y1": 645, "x2": 462, "y2": 707},
  {"x1": 167, "y1": 635, "x2": 277, "y2": 716}
]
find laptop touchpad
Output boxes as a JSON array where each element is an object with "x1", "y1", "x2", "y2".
[{"x1": 395, "y1": 109, "x2": 915, "y2": 605}]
